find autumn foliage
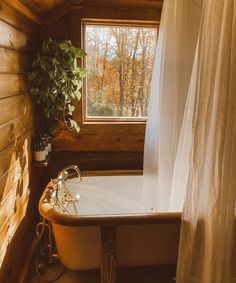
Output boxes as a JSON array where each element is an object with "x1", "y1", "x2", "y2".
[{"x1": 85, "y1": 25, "x2": 157, "y2": 118}]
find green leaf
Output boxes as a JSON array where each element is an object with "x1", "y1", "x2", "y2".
[
  {"x1": 70, "y1": 105, "x2": 75, "y2": 112},
  {"x1": 58, "y1": 41, "x2": 70, "y2": 51},
  {"x1": 71, "y1": 120, "x2": 80, "y2": 133},
  {"x1": 68, "y1": 105, "x2": 75, "y2": 115},
  {"x1": 79, "y1": 69, "x2": 87, "y2": 77},
  {"x1": 74, "y1": 90, "x2": 81, "y2": 101},
  {"x1": 73, "y1": 47, "x2": 87, "y2": 58}
]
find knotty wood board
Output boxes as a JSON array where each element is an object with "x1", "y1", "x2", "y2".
[
  {"x1": 0, "y1": 110, "x2": 32, "y2": 151},
  {"x1": 0, "y1": 190, "x2": 29, "y2": 267},
  {"x1": 0, "y1": 170, "x2": 29, "y2": 227},
  {"x1": 77, "y1": 6, "x2": 161, "y2": 21},
  {"x1": 0, "y1": 19, "x2": 30, "y2": 50},
  {"x1": 0, "y1": 95, "x2": 31, "y2": 127},
  {"x1": 0, "y1": 131, "x2": 31, "y2": 179},
  {"x1": 53, "y1": 125, "x2": 145, "y2": 151},
  {"x1": 0, "y1": 74, "x2": 28, "y2": 99},
  {"x1": 0, "y1": 47, "x2": 29, "y2": 73},
  {"x1": 0, "y1": 159, "x2": 29, "y2": 202}
]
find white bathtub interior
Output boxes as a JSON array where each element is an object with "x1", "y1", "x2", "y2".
[{"x1": 62, "y1": 175, "x2": 160, "y2": 215}]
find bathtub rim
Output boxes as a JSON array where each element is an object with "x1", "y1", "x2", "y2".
[
  {"x1": 39, "y1": 169, "x2": 182, "y2": 227},
  {"x1": 39, "y1": 203, "x2": 182, "y2": 227}
]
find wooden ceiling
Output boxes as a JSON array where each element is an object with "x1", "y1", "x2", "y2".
[
  {"x1": 19, "y1": 0, "x2": 163, "y2": 16},
  {"x1": 3, "y1": 0, "x2": 163, "y2": 26},
  {"x1": 19, "y1": 0, "x2": 66, "y2": 16}
]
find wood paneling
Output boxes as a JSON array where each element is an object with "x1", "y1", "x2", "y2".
[
  {"x1": 0, "y1": 95, "x2": 31, "y2": 126},
  {"x1": 0, "y1": 19, "x2": 31, "y2": 50},
  {"x1": 43, "y1": 2, "x2": 70, "y2": 27},
  {"x1": 0, "y1": 111, "x2": 32, "y2": 151},
  {"x1": 3, "y1": 0, "x2": 163, "y2": 28},
  {"x1": 0, "y1": 48, "x2": 29, "y2": 73},
  {"x1": 0, "y1": 131, "x2": 31, "y2": 208},
  {"x1": 42, "y1": 0, "x2": 162, "y2": 26},
  {"x1": 0, "y1": 162, "x2": 29, "y2": 203},
  {"x1": 0, "y1": 181, "x2": 40, "y2": 283},
  {"x1": 0, "y1": 170, "x2": 29, "y2": 228},
  {"x1": 112, "y1": 0, "x2": 163, "y2": 9},
  {"x1": 20, "y1": 0, "x2": 66, "y2": 16},
  {"x1": 53, "y1": 124, "x2": 145, "y2": 151},
  {"x1": 43, "y1": 14, "x2": 70, "y2": 40},
  {"x1": 0, "y1": 74, "x2": 28, "y2": 99},
  {"x1": 0, "y1": 2, "x2": 39, "y2": 282},
  {"x1": 0, "y1": 1, "x2": 38, "y2": 34},
  {"x1": 71, "y1": 0, "x2": 163, "y2": 10},
  {"x1": 19, "y1": 0, "x2": 163, "y2": 16},
  {"x1": 0, "y1": 133, "x2": 31, "y2": 180},
  {"x1": 77, "y1": 6, "x2": 160, "y2": 21},
  {"x1": 0, "y1": 132, "x2": 31, "y2": 179},
  {"x1": 3, "y1": 0, "x2": 41, "y2": 24}
]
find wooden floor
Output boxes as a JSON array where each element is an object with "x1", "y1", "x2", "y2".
[{"x1": 30, "y1": 265, "x2": 176, "y2": 283}]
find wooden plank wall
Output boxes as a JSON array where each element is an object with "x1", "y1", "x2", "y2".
[
  {"x1": 0, "y1": 2, "x2": 40, "y2": 282},
  {"x1": 42, "y1": 5, "x2": 160, "y2": 152}
]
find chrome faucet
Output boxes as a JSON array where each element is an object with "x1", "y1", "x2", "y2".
[
  {"x1": 53, "y1": 165, "x2": 82, "y2": 215},
  {"x1": 57, "y1": 165, "x2": 82, "y2": 185}
]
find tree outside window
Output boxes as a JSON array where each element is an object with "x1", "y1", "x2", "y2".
[{"x1": 83, "y1": 21, "x2": 158, "y2": 121}]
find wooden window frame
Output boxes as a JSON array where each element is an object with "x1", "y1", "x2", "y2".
[{"x1": 81, "y1": 18, "x2": 159, "y2": 124}]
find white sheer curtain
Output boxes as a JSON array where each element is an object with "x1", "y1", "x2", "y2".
[
  {"x1": 144, "y1": 0, "x2": 236, "y2": 282},
  {"x1": 143, "y1": 0, "x2": 203, "y2": 210},
  {"x1": 176, "y1": 0, "x2": 236, "y2": 282}
]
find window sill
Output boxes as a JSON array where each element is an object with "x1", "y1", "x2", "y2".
[{"x1": 82, "y1": 121, "x2": 147, "y2": 125}]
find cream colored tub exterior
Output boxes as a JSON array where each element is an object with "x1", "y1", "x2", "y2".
[{"x1": 53, "y1": 223, "x2": 180, "y2": 270}]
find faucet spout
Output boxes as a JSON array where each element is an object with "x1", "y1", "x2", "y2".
[{"x1": 58, "y1": 165, "x2": 82, "y2": 184}]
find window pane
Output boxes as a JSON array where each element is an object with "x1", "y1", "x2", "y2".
[{"x1": 85, "y1": 23, "x2": 157, "y2": 119}]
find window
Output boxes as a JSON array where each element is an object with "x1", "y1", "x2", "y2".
[{"x1": 82, "y1": 19, "x2": 158, "y2": 122}]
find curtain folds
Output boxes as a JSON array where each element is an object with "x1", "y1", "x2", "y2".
[
  {"x1": 143, "y1": 0, "x2": 203, "y2": 211},
  {"x1": 143, "y1": 0, "x2": 236, "y2": 282},
  {"x1": 176, "y1": 0, "x2": 236, "y2": 282}
]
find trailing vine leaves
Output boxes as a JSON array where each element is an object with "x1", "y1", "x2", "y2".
[{"x1": 28, "y1": 38, "x2": 87, "y2": 133}]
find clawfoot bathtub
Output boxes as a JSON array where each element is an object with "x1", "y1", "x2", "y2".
[{"x1": 39, "y1": 170, "x2": 181, "y2": 282}]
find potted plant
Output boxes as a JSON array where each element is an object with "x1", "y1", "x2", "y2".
[{"x1": 28, "y1": 38, "x2": 87, "y2": 133}]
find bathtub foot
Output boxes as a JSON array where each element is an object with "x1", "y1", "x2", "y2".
[{"x1": 101, "y1": 225, "x2": 117, "y2": 283}]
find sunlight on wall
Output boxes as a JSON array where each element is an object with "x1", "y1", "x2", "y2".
[{"x1": 0, "y1": 137, "x2": 30, "y2": 268}]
